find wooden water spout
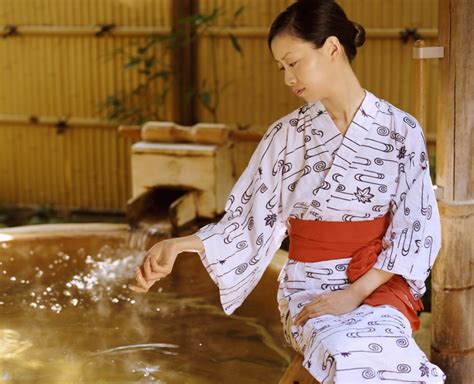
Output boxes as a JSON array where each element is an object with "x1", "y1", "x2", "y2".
[{"x1": 119, "y1": 121, "x2": 234, "y2": 234}]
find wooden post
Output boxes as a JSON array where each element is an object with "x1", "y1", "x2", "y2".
[
  {"x1": 171, "y1": 1, "x2": 197, "y2": 125},
  {"x1": 413, "y1": 40, "x2": 427, "y2": 134},
  {"x1": 432, "y1": 1, "x2": 474, "y2": 382}
]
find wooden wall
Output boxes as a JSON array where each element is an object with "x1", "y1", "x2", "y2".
[{"x1": 0, "y1": 0, "x2": 439, "y2": 212}]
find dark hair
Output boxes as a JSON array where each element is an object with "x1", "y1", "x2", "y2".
[{"x1": 268, "y1": 0, "x2": 366, "y2": 63}]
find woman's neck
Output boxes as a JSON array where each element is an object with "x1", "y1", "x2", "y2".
[{"x1": 320, "y1": 70, "x2": 366, "y2": 133}]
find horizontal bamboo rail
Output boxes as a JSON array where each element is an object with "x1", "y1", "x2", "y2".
[
  {"x1": 1, "y1": 25, "x2": 171, "y2": 37},
  {"x1": 0, "y1": 114, "x2": 118, "y2": 128},
  {"x1": 1, "y1": 25, "x2": 437, "y2": 39},
  {"x1": 205, "y1": 27, "x2": 438, "y2": 38}
]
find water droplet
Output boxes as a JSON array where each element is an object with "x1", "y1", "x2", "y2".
[
  {"x1": 111, "y1": 298, "x2": 119, "y2": 303},
  {"x1": 51, "y1": 304, "x2": 62, "y2": 313},
  {"x1": 10, "y1": 276, "x2": 16, "y2": 281},
  {"x1": 71, "y1": 298, "x2": 79, "y2": 306},
  {"x1": 130, "y1": 300, "x2": 135, "y2": 304},
  {"x1": 30, "y1": 302, "x2": 38, "y2": 308}
]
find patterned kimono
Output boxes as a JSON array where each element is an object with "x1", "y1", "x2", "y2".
[{"x1": 194, "y1": 89, "x2": 446, "y2": 383}]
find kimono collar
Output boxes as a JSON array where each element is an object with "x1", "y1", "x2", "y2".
[{"x1": 311, "y1": 89, "x2": 380, "y2": 138}]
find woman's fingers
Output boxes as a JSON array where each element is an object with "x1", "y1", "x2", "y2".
[
  {"x1": 134, "y1": 266, "x2": 151, "y2": 289},
  {"x1": 295, "y1": 303, "x2": 328, "y2": 326},
  {"x1": 147, "y1": 255, "x2": 166, "y2": 275},
  {"x1": 144, "y1": 256, "x2": 155, "y2": 279},
  {"x1": 130, "y1": 240, "x2": 178, "y2": 294},
  {"x1": 131, "y1": 255, "x2": 165, "y2": 293},
  {"x1": 129, "y1": 284, "x2": 149, "y2": 293}
]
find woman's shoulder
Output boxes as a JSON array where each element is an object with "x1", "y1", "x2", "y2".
[
  {"x1": 268, "y1": 103, "x2": 309, "y2": 127},
  {"x1": 374, "y1": 95, "x2": 426, "y2": 149},
  {"x1": 375, "y1": 95, "x2": 422, "y2": 131},
  {"x1": 259, "y1": 103, "x2": 310, "y2": 143}
]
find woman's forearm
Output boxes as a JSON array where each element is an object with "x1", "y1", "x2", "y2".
[
  {"x1": 172, "y1": 234, "x2": 205, "y2": 254},
  {"x1": 348, "y1": 268, "x2": 394, "y2": 300}
]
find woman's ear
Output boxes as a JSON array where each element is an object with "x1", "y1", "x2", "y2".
[{"x1": 323, "y1": 36, "x2": 341, "y2": 61}]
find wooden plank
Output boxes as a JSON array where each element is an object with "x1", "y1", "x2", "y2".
[{"x1": 279, "y1": 354, "x2": 320, "y2": 384}]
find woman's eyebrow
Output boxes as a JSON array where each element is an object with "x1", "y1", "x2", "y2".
[{"x1": 274, "y1": 51, "x2": 292, "y2": 63}]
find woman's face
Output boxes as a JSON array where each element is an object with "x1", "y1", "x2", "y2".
[{"x1": 270, "y1": 33, "x2": 339, "y2": 103}]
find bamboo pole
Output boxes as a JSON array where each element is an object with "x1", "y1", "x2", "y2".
[
  {"x1": 204, "y1": 27, "x2": 438, "y2": 39},
  {"x1": 432, "y1": 0, "x2": 474, "y2": 382},
  {"x1": 0, "y1": 25, "x2": 171, "y2": 37},
  {"x1": 0, "y1": 114, "x2": 118, "y2": 128},
  {"x1": 0, "y1": 25, "x2": 437, "y2": 39}
]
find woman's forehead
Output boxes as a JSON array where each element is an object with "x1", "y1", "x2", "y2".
[{"x1": 271, "y1": 34, "x2": 312, "y2": 61}]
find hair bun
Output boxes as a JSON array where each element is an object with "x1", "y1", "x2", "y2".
[{"x1": 352, "y1": 22, "x2": 366, "y2": 47}]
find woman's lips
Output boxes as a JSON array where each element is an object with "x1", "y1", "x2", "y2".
[{"x1": 295, "y1": 88, "x2": 305, "y2": 97}]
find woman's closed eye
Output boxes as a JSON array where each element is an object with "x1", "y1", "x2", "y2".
[{"x1": 278, "y1": 61, "x2": 298, "y2": 71}]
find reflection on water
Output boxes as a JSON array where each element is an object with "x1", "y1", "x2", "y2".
[{"x1": 0, "y1": 233, "x2": 289, "y2": 383}]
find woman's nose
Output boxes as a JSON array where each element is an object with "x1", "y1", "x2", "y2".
[{"x1": 284, "y1": 70, "x2": 296, "y2": 86}]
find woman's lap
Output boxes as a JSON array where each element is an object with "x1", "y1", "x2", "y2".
[{"x1": 280, "y1": 303, "x2": 445, "y2": 384}]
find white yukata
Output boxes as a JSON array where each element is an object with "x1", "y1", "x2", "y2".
[{"x1": 194, "y1": 89, "x2": 446, "y2": 383}]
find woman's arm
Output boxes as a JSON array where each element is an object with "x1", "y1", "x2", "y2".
[
  {"x1": 172, "y1": 234, "x2": 205, "y2": 253},
  {"x1": 347, "y1": 268, "x2": 394, "y2": 300}
]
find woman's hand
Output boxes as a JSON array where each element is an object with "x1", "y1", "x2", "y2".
[
  {"x1": 293, "y1": 288, "x2": 365, "y2": 327},
  {"x1": 129, "y1": 234, "x2": 205, "y2": 293},
  {"x1": 129, "y1": 239, "x2": 179, "y2": 293}
]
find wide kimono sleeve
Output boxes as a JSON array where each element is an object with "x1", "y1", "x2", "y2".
[
  {"x1": 193, "y1": 121, "x2": 289, "y2": 314},
  {"x1": 373, "y1": 113, "x2": 441, "y2": 299}
]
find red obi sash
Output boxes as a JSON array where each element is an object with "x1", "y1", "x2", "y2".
[{"x1": 288, "y1": 213, "x2": 424, "y2": 332}]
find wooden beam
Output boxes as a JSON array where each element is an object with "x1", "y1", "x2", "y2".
[
  {"x1": 432, "y1": 0, "x2": 474, "y2": 382},
  {"x1": 171, "y1": 1, "x2": 197, "y2": 125}
]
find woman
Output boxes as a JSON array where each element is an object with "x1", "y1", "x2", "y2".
[{"x1": 130, "y1": 0, "x2": 446, "y2": 382}]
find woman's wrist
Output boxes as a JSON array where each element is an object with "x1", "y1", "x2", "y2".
[
  {"x1": 169, "y1": 234, "x2": 205, "y2": 254},
  {"x1": 348, "y1": 268, "x2": 394, "y2": 300}
]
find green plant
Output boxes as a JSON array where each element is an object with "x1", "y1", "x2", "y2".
[
  {"x1": 27, "y1": 204, "x2": 62, "y2": 225},
  {"x1": 100, "y1": 6, "x2": 245, "y2": 124},
  {"x1": 0, "y1": 204, "x2": 12, "y2": 227}
]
